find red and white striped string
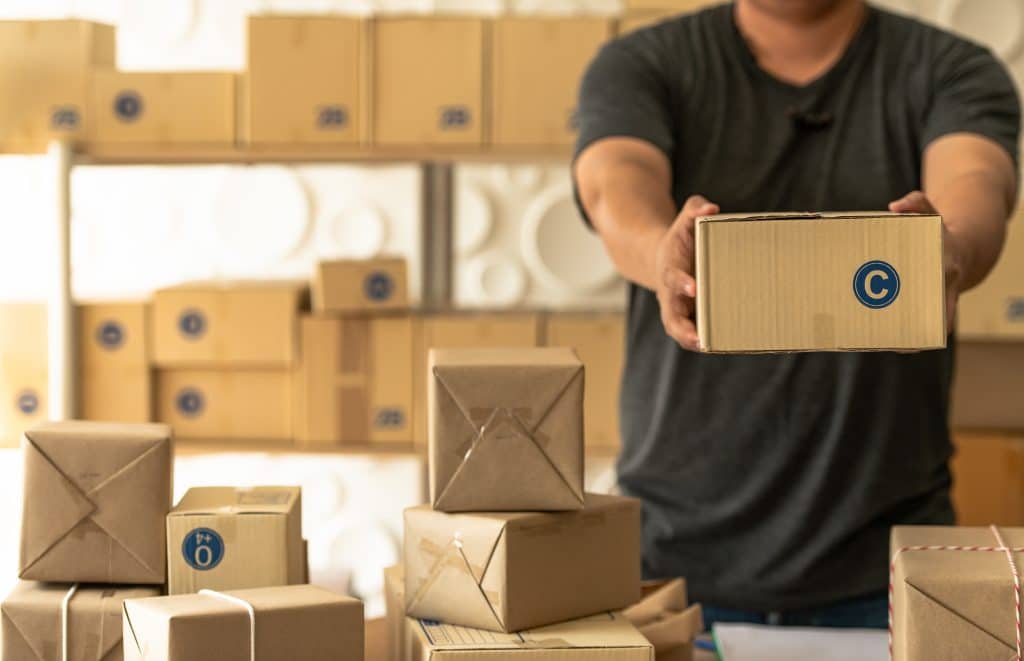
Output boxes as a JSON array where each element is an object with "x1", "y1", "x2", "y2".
[{"x1": 888, "y1": 525, "x2": 1024, "y2": 660}]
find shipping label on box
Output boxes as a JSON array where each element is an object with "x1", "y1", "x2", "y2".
[
  {"x1": 546, "y1": 313, "x2": 624, "y2": 451},
  {"x1": 19, "y1": 421, "x2": 172, "y2": 584},
  {"x1": 77, "y1": 302, "x2": 151, "y2": 423},
  {"x1": 156, "y1": 369, "x2": 292, "y2": 441},
  {"x1": 295, "y1": 315, "x2": 413, "y2": 446},
  {"x1": 404, "y1": 493, "x2": 641, "y2": 633},
  {"x1": 0, "y1": 20, "x2": 115, "y2": 151},
  {"x1": 245, "y1": 16, "x2": 367, "y2": 146},
  {"x1": 123, "y1": 585, "x2": 363, "y2": 661},
  {"x1": 492, "y1": 18, "x2": 611, "y2": 148},
  {"x1": 695, "y1": 212, "x2": 946, "y2": 352},
  {"x1": 153, "y1": 281, "x2": 306, "y2": 367},
  {"x1": 373, "y1": 17, "x2": 484, "y2": 147},
  {"x1": 413, "y1": 313, "x2": 541, "y2": 446},
  {"x1": 92, "y1": 71, "x2": 235, "y2": 146},
  {"x1": 428, "y1": 347, "x2": 585, "y2": 512},
  {"x1": 313, "y1": 258, "x2": 409, "y2": 314},
  {"x1": 2, "y1": 582, "x2": 160, "y2": 661},
  {"x1": 891, "y1": 526, "x2": 1024, "y2": 661},
  {"x1": 0, "y1": 304, "x2": 48, "y2": 448},
  {"x1": 166, "y1": 486, "x2": 304, "y2": 595}
]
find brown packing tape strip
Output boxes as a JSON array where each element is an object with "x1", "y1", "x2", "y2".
[{"x1": 409, "y1": 536, "x2": 501, "y2": 616}]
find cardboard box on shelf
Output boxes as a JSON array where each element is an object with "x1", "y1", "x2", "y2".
[
  {"x1": 890, "y1": 526, "x2": 1024, "y2": 661},
  {"x1": 373, "y1": 17, "x2": 484, "y2": 147},
  {"x1": 546, "y1": 313, "x2": 625, "y2": 451},
  {"x1": 413, "y1": 313, "x2": 541, "y2": 446},
  {"x1": 122, "y1": 585, "x2": 363, "y2": 661},
  {"x1": 623, "y1": 580, "x2": 703, "y2": 661},
  {"x1": 2, "y1": 582, "x2": 160, "y2": 661},
  {"x1": 244, "y1": 15, "x2": 368, "y2": 146},
  {"x1": 951, "y1": 341, "x2": 1024, "y2": 430},
  {"x1": 0, "y1": 304, "x2": 47, "y2": 448},
  {"x1": 19, "y1": 421, "x2": 172, "y2": 584},
  {"x1": 404, "y1": 493, "x2": 641, "y2": 632},
  {"x1": 491, "y1": 18, "x2": 612, "y2": 148},
  {"x1": 313, "y1": 258, "x2": 409, "y2": 314},
  {"x1": 958, "y1": 218, "x2": 1024, "y2": 339},
  {"x1": 695, "y1": 212, "x2": 946, "y2": 352},
  {"x1": 295, "y1": 315, "x2": 413, "y2": 446},
  {"x1": 92, "y1": 71, "x2": 235, "y2": 146},
  {"x1": 77, "y1": 302, "x2": 151, "y2": 423},
  {"x1": 428, "y1": 347, "x2": 585, "y2": 512},
  {"x1": 152, "y1": 281, "x2": 307, "y2": 367},
  {"x1": 0, "y1": 20, "x2": 115, "y2": 152},
  {"x1": 951, "y1": 432, "x2": 1024, "y2": 526},
  {"x1": 166, "y1": 486, "x2": 304, "y2": 595},
  {"x1": 156, "y1": 369, "x2": 293, "y2": 441},
  {"x1": 387, "y1": 563, "x2": 652, "y2": 661}
]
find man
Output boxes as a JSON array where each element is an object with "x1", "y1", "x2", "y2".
[{"x1": 574, "y1": 0, "x2": 1019, "y2": 629}]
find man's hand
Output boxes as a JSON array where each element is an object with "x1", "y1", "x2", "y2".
[
  {"x1": 654, "y1": 195, "x2": 720, "y2": 351},
  {"x1": 889, "y1": 190, "x2": 963, "y2": 332}
]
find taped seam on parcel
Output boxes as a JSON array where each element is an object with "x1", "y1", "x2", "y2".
[{"x1": 410, "y1": 533, "x2": 504, "y2": 627}]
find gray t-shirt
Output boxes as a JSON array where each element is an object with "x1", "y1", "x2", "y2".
[{"x1": 574, "y1": 3, "x2": 1019, "y2": 611}]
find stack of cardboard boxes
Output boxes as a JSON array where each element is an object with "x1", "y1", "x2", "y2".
[{"x1": 386, "y1": 346, "x2": 665, "y2": 659}]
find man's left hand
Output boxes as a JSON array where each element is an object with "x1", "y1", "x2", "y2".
[{"x1": 889, "y1": 190, "x2": 963, "y2": 332}]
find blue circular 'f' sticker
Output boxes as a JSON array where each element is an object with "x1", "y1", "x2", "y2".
[
  {"x1": 364, "y1": 272, "x2": 395, "y2": 302},
  {"x1": 854, "y1": 260, "x2": 901, "y2": 309},
  {"x1": 96, "y1": 321, "x2": 125, "y2": 350},
  {"x1": 178, "y1": 309, "x2": 206, "y2": 340},
  {"x1": 16, "y1": 390, "x2": 39, "y2": 415},
  {"x1": 182, "y1": 528, "x2": 224, "y2": 571},
  {"x1": 114, "y1": 90, "x2": 143, "y2": 122},
  {"x1": 176, "y1": 388, "x2": 205, "y2": 418}
]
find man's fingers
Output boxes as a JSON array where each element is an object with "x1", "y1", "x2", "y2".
[
  {"x1": 889, "y1": 190, "x2": 935, "y2": 214},
  {"x1": 679, "y1": 196, "x2": 721, "y2": 227},
  {"x1": 661, "y1": 296, "x2": 700, "y2": 351},
  {"x1": 662, "y1": 267, "x2": 697, "y2": 297}
]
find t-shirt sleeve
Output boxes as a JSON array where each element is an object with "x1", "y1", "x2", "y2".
[
  {"x1": 923, "y1": 40, "x2": 1021, "y2": 169},
  {"x1": 572, "y1": 35, "x2": 677, "y2": 225}
]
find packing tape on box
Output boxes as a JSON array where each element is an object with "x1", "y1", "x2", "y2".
[
  {"x1": 410, "y1": 535, "x2": 501, "y2": 619},
  {"x1": 61, "y1": 584, "x2": 79, "y2": 661},
  {"x1": 199, "y1": 589, "x2": 256, "y2": 661},
  {"x1": 888, "y1": 525, "x2": 1024, "y2": 661}
]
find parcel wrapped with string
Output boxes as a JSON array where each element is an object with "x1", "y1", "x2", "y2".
[
  {"x1": 403, "y1": 493, "x2": 642, "y2": 632},
  {"x1": 427, "y1": 348, "x2": 585, "y2": 512}
]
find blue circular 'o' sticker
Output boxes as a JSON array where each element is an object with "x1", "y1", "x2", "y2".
[
  {"x1": 182, "y1": 527, "x2": 224, "y2": 571},
  {"x1": 176, "y1": 388, "x2": 205, "y2": 418},
  {"x1": 16, "y1": 390, "x2": 39, "y2": 415},
  {"x1": 853, "y1": 260, "x2": 901, "y2": 309},
  {"x1": 364, "y1": 272, "x2": 395, "y2": 302},
  {"x1": 96, "y1": 321, "x2": 125, "y2": 350},
  {"x1": 178, "y1": 309, "x2": 206, "y2": 340},
  {"x1": 114, "y1": 90, "x2": 143, "y2": 122}
]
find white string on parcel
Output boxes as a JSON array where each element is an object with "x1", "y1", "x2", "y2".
[
  {"x1": 199, "y1": 589, "x2": 256, "y2": 661},
  {"x1": 60, "y1": 583, "x2": 79, "y2": 661}
]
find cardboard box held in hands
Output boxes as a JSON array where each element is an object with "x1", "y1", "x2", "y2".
[
  {"x1": 386, "y1": 564, "x2": 653, "y2": 661},
  {"x1": 428, "y1": 347, "x2": 585, "y2": 512},
  {"x1": 166, "y1": 486, "x2": 304, "y2": 595},
  {"x1": 404, "y1": 493, "x2": 642, "y2": 633},
  {"x1": 695, "y1": 212, "x2": 946, "y2": 352},
  {"x1": 122, "y1": 585, "x2": 363, "y2": 661},
  {"x1": 890, "y1": 526, "x2": 1024, "y2": 661},
  {"x1": 19, "y1": 421, "x2": 172, "y2": 584},
  {"x1": 2, "y1": 582, "x2": 160, "y2": 661}
]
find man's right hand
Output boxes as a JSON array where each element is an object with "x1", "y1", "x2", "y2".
[{"x1": 653, "y1": 195, "x2": 720, "y2": 352}]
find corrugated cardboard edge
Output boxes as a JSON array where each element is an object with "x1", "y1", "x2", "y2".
[{"x1": 695, "y1": 217, "x2": 711, "y2": 352}]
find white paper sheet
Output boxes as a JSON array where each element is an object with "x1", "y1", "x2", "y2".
[{"x1": 714, "y1": 623, "x2": 888, "y2": 661}]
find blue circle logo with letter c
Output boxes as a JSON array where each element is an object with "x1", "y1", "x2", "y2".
[{"x1": 853, "y1": 260, "x2": 900, "y2": 309}]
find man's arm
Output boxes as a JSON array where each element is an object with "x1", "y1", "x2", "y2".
[
  {"x1": 575, "y1": 137, "x2": 718, "y2": 351},
  {"x1": 890, "y1": 132, "x2": 1018, "y2": 326}
]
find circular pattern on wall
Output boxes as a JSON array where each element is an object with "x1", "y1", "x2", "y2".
[
  {"x1": 520, "y1": 183, "x2": 619, "y2": 294},
  {"x1": 212, "y1": 166, "x2": 310, "y2": 275},
  {"x1": 455, "y1": 184, "x2": 494, "y2": 256},
  {"x1": 938, "y1": 0, "x2": 1023, "y2": 59},
  {"x1": 325, "y1": 203, "x2": 388, "y2": 259},
  {"x1": 466, "y1": 254, "x2": 528, "y2": 307}
]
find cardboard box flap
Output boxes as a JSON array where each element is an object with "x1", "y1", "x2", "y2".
[
  {"x1": 902, "y1": 585, "x2": 1013, "y2": 660},
  {"x1": 19, "y1": 422, "x2": 171, "y2": 580},
  {"x1": 404, "y1": 506, "x2": 510, "y2": 631},
  {"x1": 892, "y1": 526, "x2": 1024, "y2": 653},
  {"x1": 698, "y1": 211, "x2": 940, "y2": 224},
  {"x1": 3, "y1": 582, "x2": 157, "y2": 661},
  {"x1": 622, "y1": 580, "x2": 703, "y2": 655},
  {"x1": 169, "y1": 486, "x2": 299, "y2": 516}
]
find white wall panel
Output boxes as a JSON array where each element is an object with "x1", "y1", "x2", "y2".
[
  {"x1": 453, "y1": 164, "x2": 625, "y2": 310},
  {"x1": 174, "y1": 452, "x2": 425, "y2": 617}
]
